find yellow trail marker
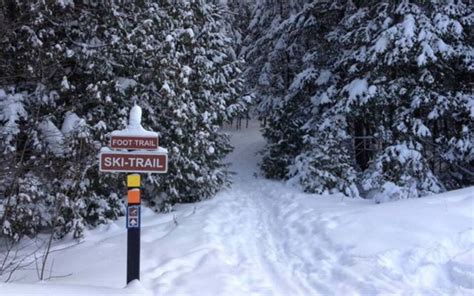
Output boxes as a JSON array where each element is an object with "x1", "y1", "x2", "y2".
[{"x1": 127, "y1": 174, "x2": 141, "y2": 188}]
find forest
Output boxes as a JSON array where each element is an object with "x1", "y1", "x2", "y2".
[{"x1": 0, "y1": 0, "x2": 472, "y2": 243}]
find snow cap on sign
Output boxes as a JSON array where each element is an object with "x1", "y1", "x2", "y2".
[
  {"x1": 129, "y1": 105, "x2": 142, "y2": 127},
  {"x1": 111, "y1": 105, "x2": 158, "y2": 137}
]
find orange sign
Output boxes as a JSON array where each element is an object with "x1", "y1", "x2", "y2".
[{"x1": 128, "y1": 189, "x2": 140, "y2": 204}]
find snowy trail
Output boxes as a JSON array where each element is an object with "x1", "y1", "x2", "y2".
[
  {"x1": 204, "y1": 124, "x2": 329, "y2": 295},
  {"x1": 142, "y1": 122, "x2": 337, "y2": 295},
  {"x1": 202, "y1": 124, "x2": 309, "y2": 295},
  {"x1": 1, "y1": 121, "x2": 473, "y2": 295},
  {"x1": 144, "y1": 122, "x2": 311, "y2": 295},
  {"x1": 147, "y1": 122, "x2": 473, "y2": 295}
]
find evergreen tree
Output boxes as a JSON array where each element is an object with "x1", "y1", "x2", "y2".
[
  {"x1": 242, "y1": 0, "x2": 314, "y2": 179},
  {"x1": 146, "y1": 0, "x2": 248, "y2": 208},
  {"x1": 0, "y1": 0, "x2": 157, "y2": 239},
  {"x1": 0, "y1": 0, "x2": 247, "y2": 240},
  {"x1": 250, "y1": 0, "x2": 472, "y2": 200},
  {"x1": 334, "y1": 0, "x2": 472, "y2": 199},
  {"x1": 252, "y1": 0, "x2": 355, "y2": 190},
  {"x1": 283, "y1": 1, "x2": 359, "y2": 196}
]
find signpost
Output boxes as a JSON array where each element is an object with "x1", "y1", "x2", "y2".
[{"x1": 98, "y1": 105, "x2": 168, "y2": 285}]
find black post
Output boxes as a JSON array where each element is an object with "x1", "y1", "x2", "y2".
[
  {"x1": 126, "y1": 174, "x2": 141, "y2": 284},
  {"x1": 127, "y1": 224, "x2": 140, "y2": 283},
  {"x1": 127, "y1": 222, "x2": 140, "y2": 283}
]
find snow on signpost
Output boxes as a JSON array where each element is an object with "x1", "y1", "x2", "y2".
[
  {"x1": 98, "y1": 105, "x2": 168, "y2": 285},
  {"x1": 109, "y1": 105, "x2": 159, "y2": 150},
  {"x1": 99, "y1": 105, "x2": 168, "y2": 173}
]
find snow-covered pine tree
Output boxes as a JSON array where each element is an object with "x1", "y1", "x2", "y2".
[
  {"x1": 0, "y1": 0, "x2": 247, "y2": 239},
  {"x1": 430, "y1": 0, "x2": 473, "y2": 188},
  {"x1": 241, "y1": 0, "x2": 309, "y2": 118},
  {"x1": 257, "y1": 0, "x2": 472, "y2": 199},
  {"x1": 239, "y1": 0, "x2": 313, "y2": 179},
  {"x1": 333, "y1": 0, "x2": 473, "y2": 200},
  {"x1": 212, "y1": 0, "x2": 250, "y2": 54},
  {"x1": 0, "y1": 0, "x2": 152, "y2": 239},
  {"x1": 286, "y1": 1, "x2": 360, "y2": 197},
  {"x1": 289, "y1": 118, "x2": 360, "y2": 197},
  {"x1": 144, "y1": 0, "x2": 248, "y2": 208}
]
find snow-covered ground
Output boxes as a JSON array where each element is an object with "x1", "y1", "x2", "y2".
[{"x1": 1, "y1": 122, "x2": 473, "y2": 295}]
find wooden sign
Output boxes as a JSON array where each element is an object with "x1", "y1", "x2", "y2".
[
  {"x1": 99, "y1": 151, "x2": 168, "y2": 173},
  {"x1": 110, "y1": 135, "x2": 159, "y2": 150}
]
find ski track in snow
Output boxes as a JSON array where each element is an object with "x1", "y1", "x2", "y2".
[{"x1": 143, "y1": 122, "x2": 474, "y2": 296}]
